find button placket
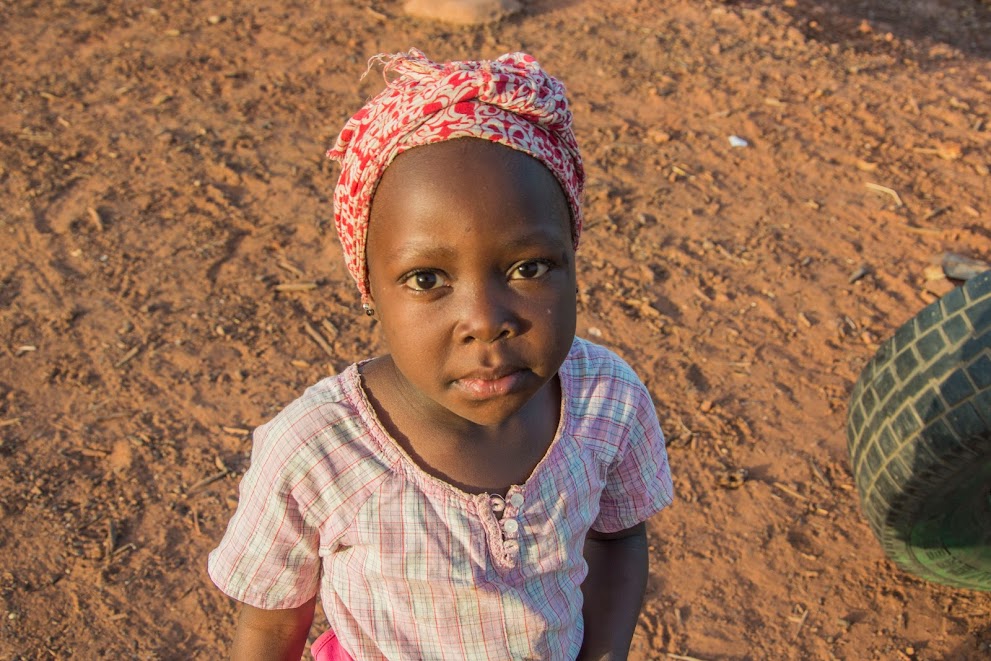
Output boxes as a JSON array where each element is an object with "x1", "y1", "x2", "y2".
[
  {"x1": 498, "y1": 488, "x2": 524, "y2": 555},
  {"x1": 478, "y1": 488, "x2": 526, "y2": 568},
  {"x1": 474, "y1": 492, "x2": 520, "y2": 574}
]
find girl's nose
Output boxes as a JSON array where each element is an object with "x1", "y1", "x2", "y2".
[{"x1": 456, "y1": 282, "x2": 520, "y2": 344}]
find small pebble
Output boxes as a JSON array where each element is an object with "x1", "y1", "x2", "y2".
[
  {"x1": 923, "y1": 278, "x2": 955, "y2": 297},
  {"x1": 649, "y1": 129, "x2": 672, "y2": 144}
]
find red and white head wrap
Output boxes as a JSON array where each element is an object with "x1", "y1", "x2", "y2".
[{"x1": 327, "y1": 48, "x2": 585, "y2": 305}]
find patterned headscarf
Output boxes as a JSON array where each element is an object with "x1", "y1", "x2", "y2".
[{"x1": 327, "y1": 48, "x2": 585, "y2": 305}]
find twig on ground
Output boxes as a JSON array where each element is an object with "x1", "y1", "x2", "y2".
[
  {"x1": 304, "y1": 321, "x2": 335, "y2": 358},
  {"x1": 901, "y1": 224, "x2": 943, "y2": 235},
  {"x1": 72, "y1": 445, "x2": 109, "y2": 457},
  {"x1": 115, "y1": 345, "x2": 141, "y2": 368},
  {"x1": 187, "y1": 469, "x2": 230, "y2": 494},
  {"x1": 112, "y1": 543, "x2": 136, "y2": 558},
  {"x1": 105, "y1": 520, "x2": 117, "y2": 566},
  {"x1": 808, "y1": 459, "x2": 831, "y2": 488},
  {"x1": 922, "y1": 206, "x2": 949, "y2": 221},
  {"x1": 791, "y1": 607, "x2": 809, "y2": 641},
  {"x1": 274, "y1": 282, "x2": 318, "y2": 292},
  {"x1": 773, "y1": 482, "x2": 808, "y2": 501},
  {"x1": 276, "y1": 260, "x2": 306, "y2": 278},
  {"x1": 321, "y1": 319, "x2": 339, "y2": 341},
  {"x1": 848, "y1": 264, "x2": 870, "y2": 284},
  {"x1": 87, "y1": 207, "x2": 104, "y2": 231},
  {"x1": 366, "y1": 6, "x2": 388, "y2": 20},
  {"x1": 865, "y1": 182, "x2": 903, "y2": 206}
]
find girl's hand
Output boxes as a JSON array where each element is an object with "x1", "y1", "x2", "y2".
[{"x1": 230, "y1": 596, "x2": 316, "y2": 661}]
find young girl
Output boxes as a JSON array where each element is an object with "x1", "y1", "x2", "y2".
[{"x1": 209, "y1": 49, "x2": 673, "y2": 661}]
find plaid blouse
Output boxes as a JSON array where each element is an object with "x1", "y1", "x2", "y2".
[{"x1": 208, "y1": 337, "x2": 673, "y2": 660}]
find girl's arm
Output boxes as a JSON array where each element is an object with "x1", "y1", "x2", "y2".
[
  {"x1": 578, "y1": 522, "x2": 649, "y2": 661},
  {"x1": 230, "y1": 596, "x2": 316, "y2": 661}
]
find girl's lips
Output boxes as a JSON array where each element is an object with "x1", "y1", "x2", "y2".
[{"x1": 454, "y1": 369, "x2": 527, "y2": 399}]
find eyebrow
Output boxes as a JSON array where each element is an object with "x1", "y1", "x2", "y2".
[
  {"x1": 500, "y1": 228, "x2": 571, "y2": 252},
  {"x1": 383, "y1": 243, "x2": 458, "y2": 263},
  {"x1": 385, "y1": 228, "x2": 570, "y2": 263}
]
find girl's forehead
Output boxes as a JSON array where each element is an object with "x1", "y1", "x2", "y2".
[
  {"x1": 377, "y1": 139, "x2": 569, "y2": 208},
  {"x1": 368, "y1": 140, "x2": 573, "y2": 256},
  {"x1": 389, "y1": 138, "x2": 537, "y2": 176}
]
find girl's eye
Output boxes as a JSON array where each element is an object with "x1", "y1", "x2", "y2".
[
  {"x1": 403, "y1": 271, "x2": 446, "y2": 291},
  {"x1": 510, "y1": 260, "x2": 551, "y2": 280}
]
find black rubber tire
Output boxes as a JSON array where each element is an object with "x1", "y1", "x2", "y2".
[{"x1": 847, "y1": 269, "x2": 991, "y2": 590}]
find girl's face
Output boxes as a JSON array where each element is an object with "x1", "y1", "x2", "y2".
[{"x1": 366, "y1": 139, "x2": 577, "y2": 429}]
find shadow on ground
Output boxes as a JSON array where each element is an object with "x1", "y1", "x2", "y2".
[{"x1": 735, "y1": 0, "x2": 991, "y2": 60}]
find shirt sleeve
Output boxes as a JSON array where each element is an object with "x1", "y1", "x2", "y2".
[
  {"x1": 592, "y1": 381, "x2": 674, "y2": 533},
  {"x1": 207, "y1": 419, "x2": 322, "y2": 610}
]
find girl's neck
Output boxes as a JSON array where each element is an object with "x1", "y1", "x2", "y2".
[{"x1": 360, "y1": 355, "x2": 562, "y2": 494}]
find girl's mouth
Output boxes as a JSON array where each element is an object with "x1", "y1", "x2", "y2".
[{"x1": 453, "y1": 369, "x2": 528, "y2": 400}]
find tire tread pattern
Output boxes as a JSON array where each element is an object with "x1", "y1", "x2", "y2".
[{"x1": 846, "y1": 270, "x2": 991, "y2": 589}]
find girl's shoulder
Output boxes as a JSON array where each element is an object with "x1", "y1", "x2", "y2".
[
  {"x1": 562, "y1": 337, "x2": 657, "y2": 441},
  {"x1": 247, "y1": 364, "x2": 392, "y2": 487},
  {"x1": 217, "y1": 365, "x2": 398, "y2": 550},
  {"x1": 564, "y1": 336, "x2": 650, "y2": 398}
]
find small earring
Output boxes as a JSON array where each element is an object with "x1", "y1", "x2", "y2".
[{"x1": 362, "y1": 303, "x2": 375, "y2": 316}]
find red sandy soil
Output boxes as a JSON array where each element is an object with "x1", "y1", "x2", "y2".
[{"x1": 2, "y1": 0, "x2": 990, "y2": 658}]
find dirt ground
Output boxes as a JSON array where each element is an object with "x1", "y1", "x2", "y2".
[{"x1": 2, "y1": 0, "x2": 990, "y2": 658}]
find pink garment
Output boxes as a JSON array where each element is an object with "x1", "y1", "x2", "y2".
[
  {"x1": 208, "y1": 338, "x2": 672, "y2": 660},
  {"x1": 326, "y1": 49, "x2": 585, "y2": 305},
  {"x1": 312, "y1": 630, "x2": 353, "y2": 661}
]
